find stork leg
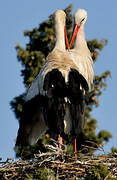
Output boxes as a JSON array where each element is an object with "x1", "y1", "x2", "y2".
[
  {"x1": 58, "y1": 135, "x2": 63, "y2": 151},
  {"x1": 75, "y1": 138, "x2": 77, "y2": 161}
]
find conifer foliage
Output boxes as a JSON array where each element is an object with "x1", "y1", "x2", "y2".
[{"x1": 10, "y1": 5, "x2": 112, "y2": 158}]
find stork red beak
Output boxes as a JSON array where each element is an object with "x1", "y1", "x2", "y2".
[
  {"x1": 64, "y1": 27, "x2": 70, "y2": 51},
  {"x1": 69, "y1": 24, "x2": 80, "y2": 49}
]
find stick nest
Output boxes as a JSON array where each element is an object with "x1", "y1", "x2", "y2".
[{"x1": 0, "y1": 140, "x2": 117, "y2": 180}]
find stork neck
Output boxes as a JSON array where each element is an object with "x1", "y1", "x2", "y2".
[
  {"x1": 74, "y1": 25, "x2": 88, "y2": 50},
  {"x1": 55, "y1": 22, "x2": 65, "y2": 51}
]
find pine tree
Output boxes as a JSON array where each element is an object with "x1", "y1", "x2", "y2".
[{"x1": 10, "y1": 5, "x2": 112, "y2": 158}]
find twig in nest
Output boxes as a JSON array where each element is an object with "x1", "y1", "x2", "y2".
[
  {"x1": 80, "y1": 140, "x2": 107, "y2": 154},
  {"x1": 49, "y1": 138, "x2": 67, "y2": 151}
]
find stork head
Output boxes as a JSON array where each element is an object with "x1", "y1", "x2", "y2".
[
  {"x1": 70, "y1": 9, "x2": 88, "y2": 48},
  {"x1": 55, "y1": 10, "x2": 66, "y2": 26},
  {"x1": 75, "y1": 9, "x2": 87, "y2": 26}
]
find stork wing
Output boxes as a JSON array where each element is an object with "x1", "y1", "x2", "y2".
[
  {"x1": 16, "y1": 95, "x2": 48, "y2": 146},
  {"x1": 25, "y1": 76, "x2": 40, "y2": 102}
]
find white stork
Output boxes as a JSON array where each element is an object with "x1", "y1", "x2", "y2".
[
  {"x1": 59, "y1": 9, "x2": 94, "y2": 141},
  {"x1": 16, "y1": 10, "x2": 78, "y2": 148},
  {"x1": 66, "y1": 9, "x2": 94, "y2": 158},
  {"x1": 67, "y1": 8, "x2": 94, "y2": 138}
]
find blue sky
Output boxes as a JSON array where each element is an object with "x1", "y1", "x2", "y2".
[{"x1": 0, "y1": 0, "x2": 117, "y2": 160}]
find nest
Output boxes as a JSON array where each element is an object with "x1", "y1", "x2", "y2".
[{"x1": 0, "y1": 140, "x2": 117, "y2": 179}]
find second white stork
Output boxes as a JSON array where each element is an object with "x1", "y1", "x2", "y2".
[
  {"x1": 67, "y1": 9, "x2": 94, "y2": 134},
  {"x1": 67, "y1": 9, "x2": 94, "y2": 157}
]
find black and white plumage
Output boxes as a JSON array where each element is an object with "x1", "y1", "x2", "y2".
[
  {"x1": 38, "y1": 10, "x2": 89, "y2": 139},
  {"x1": 16, "y1": 9, "x2": 92, "y2": 148},
  {"x1": 16, "y1": 10, "x2": 74, "y2": 146},
  {"x1": 65, "y1": 9, "x2": 94, "y2": 139}
]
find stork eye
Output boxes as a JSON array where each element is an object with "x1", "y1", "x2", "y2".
[{"x1": 81, "y1": 18, "x2": 85, "y2": 23}]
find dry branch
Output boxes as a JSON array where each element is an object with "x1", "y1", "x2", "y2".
[{"x1": 0, "y1": 143, "x2": 117, "y2": 179}]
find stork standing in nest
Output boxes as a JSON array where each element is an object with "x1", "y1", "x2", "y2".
[
  {"x1": 67, "y1": 9, "x2": 94, "y2": 159},
  {"x1": 16, "y1": 9, "x2": 93, "y2": 160},
  {"x1": 16, "y1": 10, "x2": 77, "y2": 148}
]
